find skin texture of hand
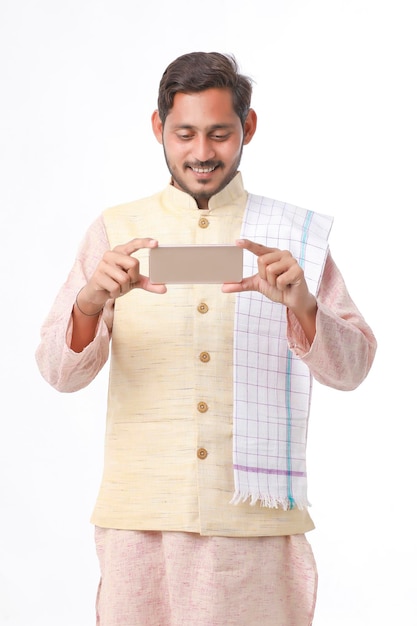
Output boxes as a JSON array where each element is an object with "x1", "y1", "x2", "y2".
[
  {"x1": 222, "y1": 239, "x2": 318, "y2": 344},
  {"x1": 79, "y1": 238, "x2": 167, "y2": 308},
  {"x1": 71, "y1": 238, "x2": 166, "y2": 352}
]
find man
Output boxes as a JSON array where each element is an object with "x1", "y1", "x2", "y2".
[{"x1": 36, "y1": 52, "x2": 377, "y2": 625}]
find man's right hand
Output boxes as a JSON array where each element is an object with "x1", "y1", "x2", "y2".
[
  {"x1": 71, "y1": 238, "x2": 166, "y2": 352},
  {"x1": 76, "y1": 238, "x2": 167, "y2": 315}
]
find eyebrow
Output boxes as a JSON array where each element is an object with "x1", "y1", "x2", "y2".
[{"x1": 171, "y1": 123, "x2": 236, "y2": 131}]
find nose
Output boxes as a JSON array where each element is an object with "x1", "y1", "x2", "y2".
[{"x1": 191, "y1": 135, "x2": 216, "y2": 163}]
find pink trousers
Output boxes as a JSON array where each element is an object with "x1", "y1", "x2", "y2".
[{"x1": 95, "y1": 528, "x2": 318, "y2": 626}]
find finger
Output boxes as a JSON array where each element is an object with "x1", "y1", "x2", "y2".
[
  {"x1": 97, "y1": 274, "x2": 129, "y2": 299},
  {"x1": 113, "y1": 238, "x2": 159, "y2": 257},
  {"x1": 102, "y1": 242, "x2": 152, "y2": 281},
  {"x1": 259, "y1": 250, "x2": 298, "y2": 285},
  {"x1": 268, "y1": 260, "x2": 304, "y2": 292},
  {"x1": 135, "y1": 275, "x2": 167, "y2": 294},
  {"x1": 111, "y1": 239, "x2": 159, "y2": 286},
  {"x1": 221, "y1": 281, "x2": 242, "y2": 294},
  {"x1": 94, "y1": 239, "x2": 163, "y2": 299},
  {"x1": 235, "y1": 238, "x2": 277, "y2": 257},
  {"x1": 257, "y1": 254, "x2": 284, "y2": 284},
  {"x1": 221, "y1": 276, "x2": 256, "y2": 293},
  {"x1": 91, "y1": 259, "x2": 134, "y2": 299}
]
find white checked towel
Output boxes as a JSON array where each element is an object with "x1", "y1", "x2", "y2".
[{"x1": 232, "y1": 193, "x2": 333, "y2": 509}]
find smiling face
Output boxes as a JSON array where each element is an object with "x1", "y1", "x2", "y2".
[{"x1": 152, "y1": 88, "x2": 257, "y2": 209}]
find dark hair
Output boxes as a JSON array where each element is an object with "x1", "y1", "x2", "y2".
[{"x1": 157, "y1": 52, "x2": 253, "y2": 127}]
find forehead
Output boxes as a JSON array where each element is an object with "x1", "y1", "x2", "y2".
[{"x1": 166, "y1": 88, "x2": 240, "y2": 127}]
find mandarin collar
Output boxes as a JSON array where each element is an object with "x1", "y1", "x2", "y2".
[{"x1": 161, "y1": 172, "x2": 246, "y2": 213}]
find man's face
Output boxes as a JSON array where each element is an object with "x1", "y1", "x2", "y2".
[{"x1": 152, "y1": 88, "x2": 256, "y2": 209}]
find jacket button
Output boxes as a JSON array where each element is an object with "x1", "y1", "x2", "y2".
[
  {"x1": 197, "y1": 447, "x2": 208, "y2": 460},
  {"x1": 199, "y1": 351, "x2": 210, "y2": 363},
  {"x1": 197, "y1": 302, "x2": 209, "y2": 314},
  {"x1": 198, "y1": 217, "x2": 209, "y2": 228},
  {"x1": 197, "y1": 401, "x2": 208, "y2": 413}
]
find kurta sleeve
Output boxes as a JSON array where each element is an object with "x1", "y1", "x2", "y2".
[
  {"x1": 35, "y1": 216, "x2": 114, "y2": 393},
  {"x1": 287, "y1": 252, "x2": 377, "y2": 391}
]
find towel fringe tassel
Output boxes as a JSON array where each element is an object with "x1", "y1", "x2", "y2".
[{"x1": 231, "y1": 491, "x2": 311, "y2": 510}]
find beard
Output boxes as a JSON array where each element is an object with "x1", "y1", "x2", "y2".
[{"x1": 162, "y1": 144, "x2": 243, "y2": 205}]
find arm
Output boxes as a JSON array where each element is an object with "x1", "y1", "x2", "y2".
[
  {"x1": 287, "y1": 252, "x2": 377, "y2": 390},
  {"x1": 222, "y1": 240, "x2": 376, "y2": 391},
  {"x1": 35, "y1": 216, "x2": 114, "y2": 392},
  {"x1": 35, "y1": 217, "x2": 166, "y2": 392}
]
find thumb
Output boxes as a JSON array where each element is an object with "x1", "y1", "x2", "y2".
[{"x1": 222, "y1": 275, "x2": 256, "y2": 293}]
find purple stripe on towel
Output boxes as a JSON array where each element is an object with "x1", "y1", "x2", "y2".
[{"x1": 233, "y1": 464, "x2": 306, "y2": 478}]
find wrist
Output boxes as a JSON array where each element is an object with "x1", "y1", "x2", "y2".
[
  {"x1": 290, "y1": 295, "x2": 317, "y2": 345},
  {"x1": 74, "y1": 288, "x2": 105, "y2": 317}
]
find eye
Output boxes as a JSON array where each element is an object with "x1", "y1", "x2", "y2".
[{"x1": 211, "y1": 133, "x2": 230, "y2": 141}]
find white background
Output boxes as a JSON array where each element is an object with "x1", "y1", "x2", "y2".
[{"x1": 1, "y1": 1, "x2": 416, "y2": 624}]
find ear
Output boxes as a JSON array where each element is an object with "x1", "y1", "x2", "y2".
[
  {"x1": 151, "y1": 110, "x2": 163, "y2": 144},
  {"x1": 243, "y1": 108, "x2": 257, "y2": 145}
]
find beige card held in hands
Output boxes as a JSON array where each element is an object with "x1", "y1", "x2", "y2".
[{"x1": 149, "y1": 245, "x2": 243, "y2": 284}]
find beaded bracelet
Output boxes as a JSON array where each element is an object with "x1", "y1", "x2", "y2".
[{"x1": 75, "y1": 289, "x2": 104, "y2": 317}]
